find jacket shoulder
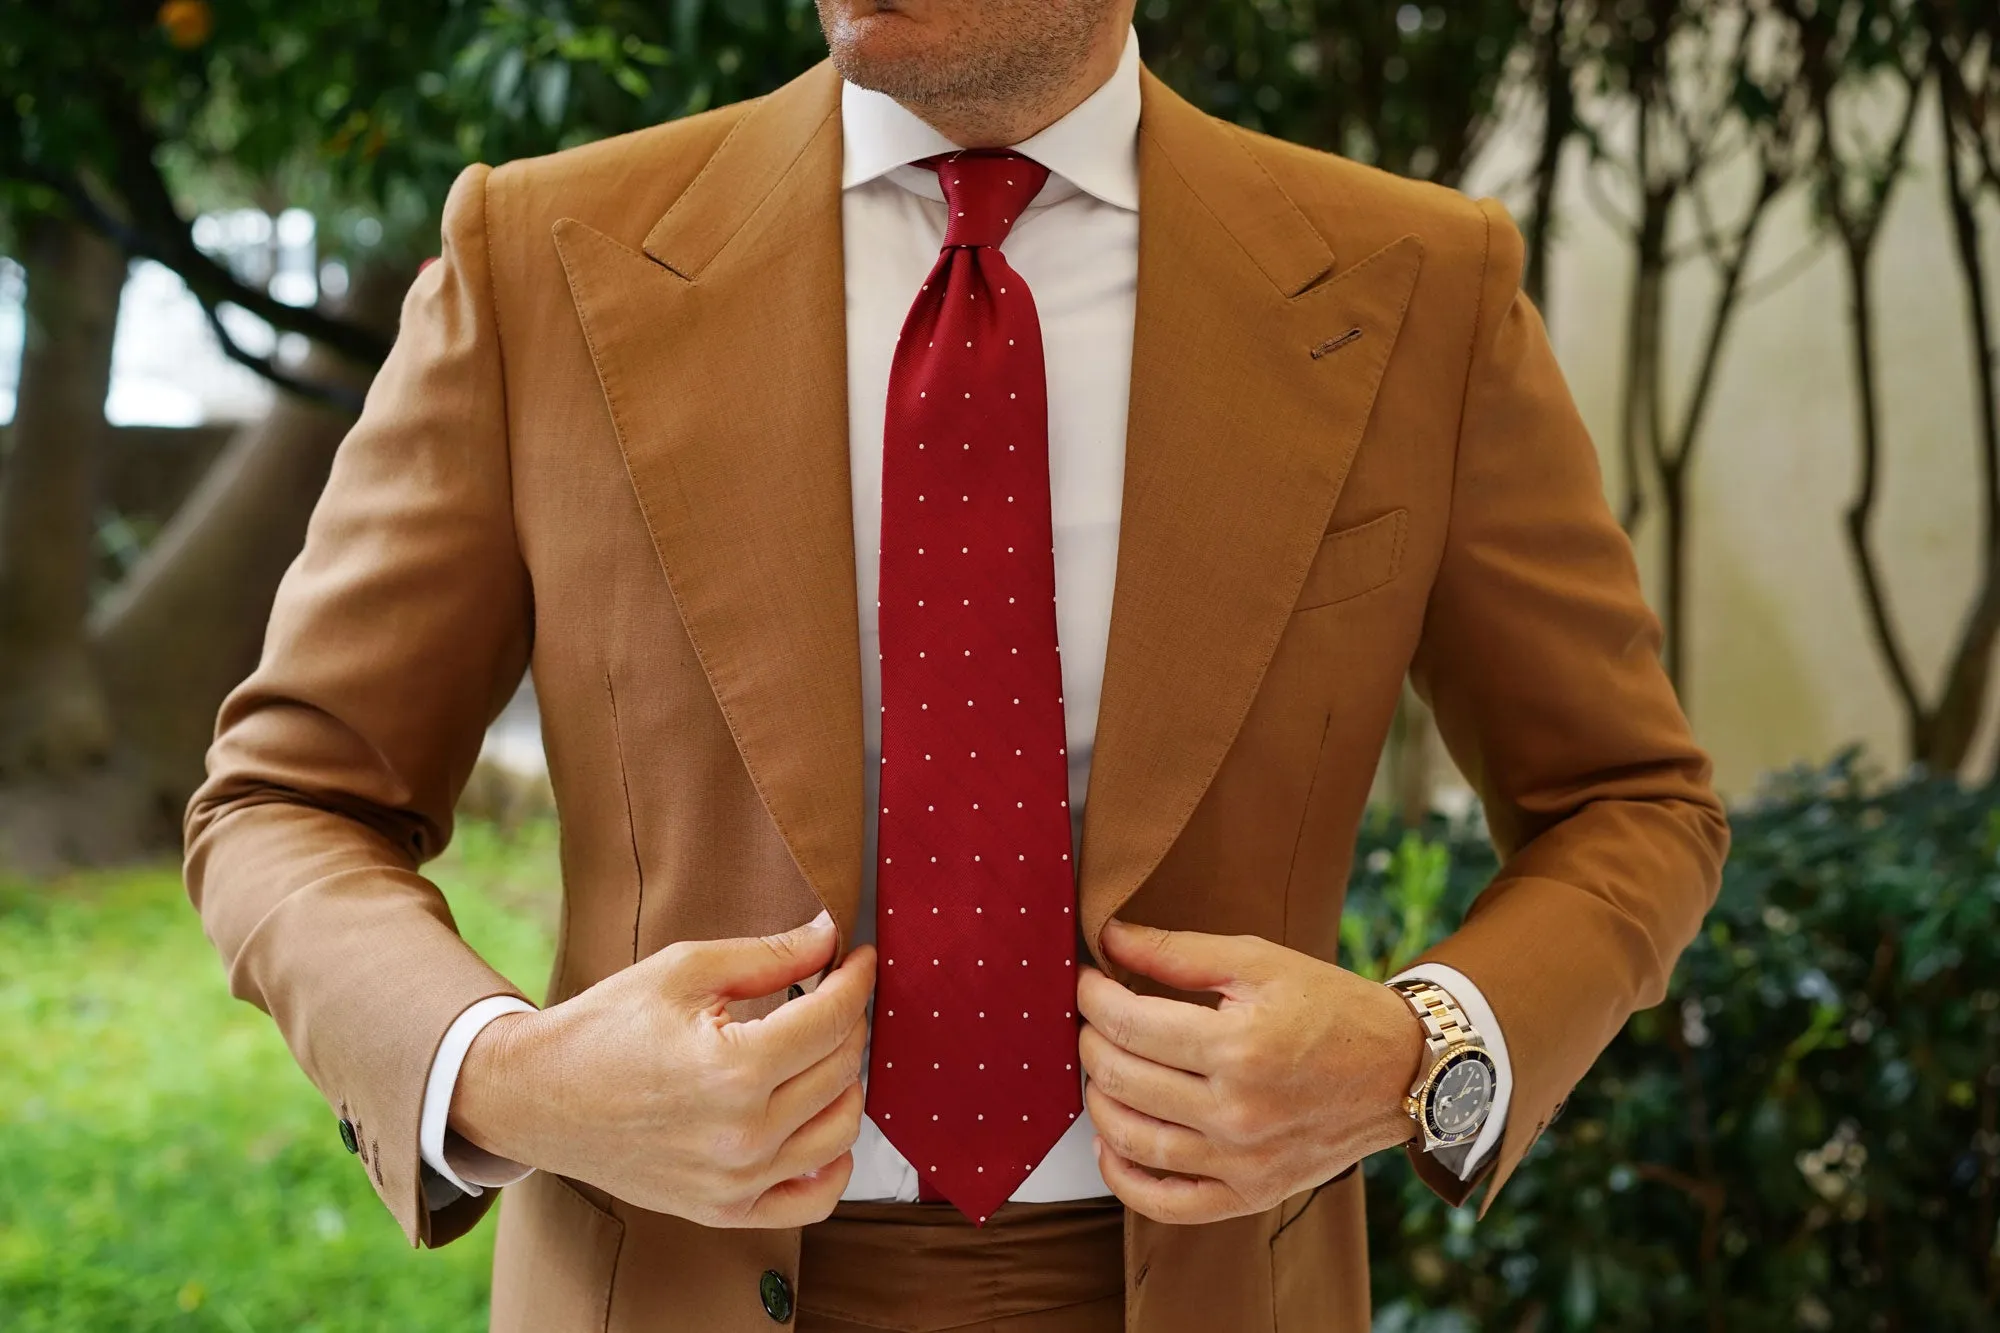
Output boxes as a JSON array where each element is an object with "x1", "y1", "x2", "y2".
[
  {"x1": 1225, "y1": 122, "x2": 1503, "y2": 279},
  {"x1": 482, "y1": 97, "x2": 762, "y2": 254}
]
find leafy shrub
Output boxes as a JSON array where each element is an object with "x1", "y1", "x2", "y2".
[{"x1": 1349, "y1": 754, "x2": 2000, "y2": 1330}]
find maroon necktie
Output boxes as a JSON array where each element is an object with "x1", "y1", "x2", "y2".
[{"x1": 865, "y1": 149, "x2": 1081, "y2": 1225}]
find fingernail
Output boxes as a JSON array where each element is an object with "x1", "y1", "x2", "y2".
[{"x1": 808, "y1": 908, "x2": 833, "y2": 930}]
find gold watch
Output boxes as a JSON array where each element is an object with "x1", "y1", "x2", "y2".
[{"x1": 1388, "y1": 979, "x2": 1498, "y2": 1152}]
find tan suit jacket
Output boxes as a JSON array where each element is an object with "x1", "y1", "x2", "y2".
[{"x1": 184, "y1": 56, "x2": 1728, "y2": 1333}]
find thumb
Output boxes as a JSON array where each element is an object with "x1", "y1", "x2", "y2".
[
  {"x1": 662, "y1": 908, "x2": 838, "y2": 1008},
  {"x1": 1099, "y1": 918, "x2": 1268, "y2": 999}
]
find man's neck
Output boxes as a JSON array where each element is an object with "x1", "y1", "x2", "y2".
[{"x1": 898, "y1": 23, "x2": 1125, "y2": 148}]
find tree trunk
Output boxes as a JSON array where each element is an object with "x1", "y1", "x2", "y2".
[
  {"x1": 1522, "y1": 0, "x2": 1574, "y2": 313},
  {"x1": 1661, "y1": 457, "x2": 1689, "y2": 690},
  {"x1": 0, "y1": 257, "x2": 409, "y2": 869},
  {"x1": 1837, "y1": 233, "x2": 1929, "y2": 764},
  {"x1": 0, "y1": 215, "x2": 125, "y2": 780},
  {"x1": 1619, "y1": 193, "x2": 1670, "y2": 539},
  {"x1": 90, "y1": 259, "x2": 411, "y2": 812},
  {"x1": 1925, "y1": 80, "x2": 2000, "y2": 777}
]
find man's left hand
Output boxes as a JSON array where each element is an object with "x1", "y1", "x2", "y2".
[{"x1": 1076, "y1": 917, "x2": 1427, "y2": 1224}]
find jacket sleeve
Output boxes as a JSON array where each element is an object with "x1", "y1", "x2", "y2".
[
  {"x1": 1400, "y1": 197, "x2": 1730, "y2": 1215},
  {"x1": 183, "y1": 162, "x2": 533, "y2": 1248}
]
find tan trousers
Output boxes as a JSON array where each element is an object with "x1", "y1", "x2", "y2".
[{"x1": 795, "y1": 1197, "x2": 1126, "y2": 1333}]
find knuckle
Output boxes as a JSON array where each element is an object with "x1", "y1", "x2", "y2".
[
  {"x1": 1218, "y1": 1098, "x2": 1259, "y2": 1143},
  {"x1": 705, "y1": 1051, "x2": 761, "y2": 1104},
  {"x1": 1103, "y1": 1123, "x2": 1132, "y2": 1160},
  {"x1": 1213, "y1": 1021, "x2": 1254, "y2": 1072},
  {"x1": 809, "y1": 1156, "x2": 854, "y2": 1217},
  {"x1": 698, "y1": 1162, "x2": 750, "y2": 1209},
  {"x1": 1101, "y1": 1114, "x2": 1141, "y2": 1162},
  {"x1": 825, "y1": 1085, "x2": 862, "y2": 1133},
  {"x1": 709, "y1": 1122, "x2": 759, "y2": 1171}
]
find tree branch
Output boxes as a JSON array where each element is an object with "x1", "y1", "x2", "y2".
[
  {"x1": 38, "y1": 169, "x2": 375, "y2": 414},
  {"x1": 200, "y1": 305, "x2": 368, "y2": 416},
  {"x1": 91, "y1": 95, "x2": 394, "y2": 369}
]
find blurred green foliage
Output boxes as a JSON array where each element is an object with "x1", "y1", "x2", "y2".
[
  {"x1": 0, "y1": 0, "x2": 832, "y2": 262},
  {"x1": 1355, "y1": 753, "x2": 2000, "y2": 1330},
  {"x1": 0, "y1": 1, "x2": 1532, "y2": 266},
  {"x1": 0, "y1": 821, "x2": 559, "y2": 1332},
  {"x1": 1136, "y1": 0, "x2": 1528, "y2": 184}
]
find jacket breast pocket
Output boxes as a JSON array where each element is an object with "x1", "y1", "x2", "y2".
[{"x1": 1292, "y1": 508, "x2": 1408, "y2": 612}]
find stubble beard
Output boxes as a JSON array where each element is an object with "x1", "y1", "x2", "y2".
[{"x1": 818, "y1": 2, "x2": 1111, "y2": 132}]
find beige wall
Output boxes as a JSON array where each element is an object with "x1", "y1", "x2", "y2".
[{"x1": 1460, "y1": 95, "x2": 2000, "y2": 800}]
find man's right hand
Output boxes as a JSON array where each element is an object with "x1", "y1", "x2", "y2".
[{"x1": 449, "y1": 909, "x2": 876, "y2": 1227}]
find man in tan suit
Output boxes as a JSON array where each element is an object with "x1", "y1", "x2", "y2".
[{"x1": 184, "y1": 1, "x2": 1729, "y2": 1329}]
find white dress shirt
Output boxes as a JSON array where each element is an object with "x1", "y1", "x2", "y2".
[{"x1": 418, "y1": 22, "x2": 1511, "y2": 1210}]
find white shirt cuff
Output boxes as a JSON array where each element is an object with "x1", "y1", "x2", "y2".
[
  {"x1": 1388, "y1": 962, "x2": 1512, "y2": 1180},
  {"x1": 420, "y1": 995, "x2": 540, "y2": 1204}
]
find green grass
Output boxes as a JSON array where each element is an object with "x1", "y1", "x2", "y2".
[{"x1": 0, "y1": 821, "x2": 561, "y2": 1332}]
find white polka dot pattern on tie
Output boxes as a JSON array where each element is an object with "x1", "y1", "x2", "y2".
[{"x1": 865, "y1": 148, "x2": 1078, "y2": 1226}]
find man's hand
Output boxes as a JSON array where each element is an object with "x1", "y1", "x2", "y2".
[
  {"x1": 451, "y1": 909, "x2": 876, "y2": 1228},
  {"x1": 1076, "y1": 917, "x2": 1425, "y2": 1224}
]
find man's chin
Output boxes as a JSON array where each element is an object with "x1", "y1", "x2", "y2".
[{"x1": 828, "y1": 17, "x2": 942, "y2": 80}]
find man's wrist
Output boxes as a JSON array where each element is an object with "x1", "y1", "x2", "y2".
[
  {"x1": 1377, "y1": 980, "x2": 1430, "y2": 1143},
  {"x1": 449, "y1": 1009, "x2": 542, "y2": 1165},
  {"x1": 1389, "y1": 975, "x2": 1507, "y2": 1154}
]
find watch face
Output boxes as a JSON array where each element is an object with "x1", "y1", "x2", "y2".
[{"x1": 1425, "y1": 1050, "x2": 1495, "y2": 1141}]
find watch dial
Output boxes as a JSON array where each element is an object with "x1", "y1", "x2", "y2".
[{"x1": 1429, "y1": 1055, "x2": 1494, "y2": 1138}]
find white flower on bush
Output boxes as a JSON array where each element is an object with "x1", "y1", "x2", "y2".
[{"x1": 1796, "y1": 1120, "x2": 1869, "y2": 1221}]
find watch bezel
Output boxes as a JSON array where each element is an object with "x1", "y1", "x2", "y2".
[{"x1": 1416, "y1": 1044, "x2": 1497, "y2": 1146}]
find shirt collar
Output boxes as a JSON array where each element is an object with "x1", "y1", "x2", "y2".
[{"x1": 839, "y1": 23, "x2": 1140, "y2": 212}]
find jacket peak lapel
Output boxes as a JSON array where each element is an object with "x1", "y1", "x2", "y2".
[
  {"x1": 1079, "y1": 71, "x2": 1425, "y2": 967},
  {"x1": 556, "y1": 62, "x2": 865, "y2": 946}
]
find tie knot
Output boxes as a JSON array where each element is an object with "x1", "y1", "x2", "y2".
[{"x1": 920, "y1": 150, "x2": 1050, "y2": 249}]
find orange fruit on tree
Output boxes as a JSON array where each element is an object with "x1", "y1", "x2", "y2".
[{"x1": 158, "y1": 0, "x2": 213, "y2": 49}]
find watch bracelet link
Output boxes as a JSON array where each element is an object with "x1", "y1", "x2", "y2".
[{"x1": 1390, "y1": 978, "x2": 1479, "y2": 1049}]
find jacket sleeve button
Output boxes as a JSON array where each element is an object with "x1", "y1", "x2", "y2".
[
  {"x1": 337, "y1": 1118, "x2": 360, "y2": 1155},
  {"x1": 759, "y1": 1269, "x2": 794, "y2": 1322}
]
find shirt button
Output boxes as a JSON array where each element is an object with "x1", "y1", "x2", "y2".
[{"x1": 759, "y1": 1269, "x2": 794, "y2": 1323}]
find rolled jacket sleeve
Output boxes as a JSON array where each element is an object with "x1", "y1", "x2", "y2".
[
  {"x1": 1400, "y1": 198, "x2": 1730, "y2": 1216},
  {"x1": 183, "y1": 163, "x2": 534, "y2": 1248}
]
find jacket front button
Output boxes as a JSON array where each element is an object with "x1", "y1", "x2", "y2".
[
  {"x1": 758, "y1": 1269, "x2": 793, "y2": 1323},
  {"x1": 337, "y1": 1118, "x2": 360, "y2": 1154}
]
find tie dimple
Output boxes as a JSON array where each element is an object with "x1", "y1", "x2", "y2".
[{"x1": 866, "y1": 148, "x2": 1078, "y2": 1226}]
